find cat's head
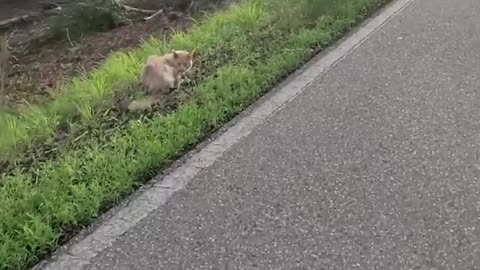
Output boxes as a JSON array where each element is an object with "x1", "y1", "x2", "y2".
[{"x1": 172, "y1": 49, "x2": 195, "y2": 71}]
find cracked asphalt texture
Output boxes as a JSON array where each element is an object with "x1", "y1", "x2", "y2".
[{"x1": 89, "y1": 0, "x2": 480, "y2": 269}]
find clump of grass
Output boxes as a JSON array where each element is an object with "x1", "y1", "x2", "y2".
[{"x1": 0, "y1": 0, "x2": 389, "y2": 268}]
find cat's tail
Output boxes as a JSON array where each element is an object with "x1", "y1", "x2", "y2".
[{"x1": 127, "y1": 96, "x2": 160, "y2": 112}]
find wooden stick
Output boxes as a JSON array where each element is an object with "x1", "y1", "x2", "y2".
[
  {"x1": 0, "y1": 6, "x2": 61, "y2": 30},
  {"x1": 143, "y1": 9, "x2": 164, "y2": 21},
  {"x1": 121, "y1": 5, "x2": 157, "y2": 14},
  {"x1": 0, "y1": 14, "x2": 36, "y2": 30}
]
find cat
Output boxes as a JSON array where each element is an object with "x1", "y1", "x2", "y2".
[{"x1": 128, "y1": 49, "x2": 195, "y2": 112}]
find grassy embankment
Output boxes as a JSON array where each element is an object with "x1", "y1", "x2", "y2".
[{"x1": 0, "y1": 0, "x2": 388, "y2": 268}]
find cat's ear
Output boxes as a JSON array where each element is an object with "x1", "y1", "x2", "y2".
[{"x1": 172, "y1": 50, "x2": 178, "y2": 58}]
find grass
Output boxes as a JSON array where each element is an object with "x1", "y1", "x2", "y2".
[{"x1": 0, "y1": 0, "x2": 389, "y2": 268}]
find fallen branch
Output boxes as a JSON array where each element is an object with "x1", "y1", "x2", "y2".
[
  {"x1": 0, "y1": 14, "x2": 37, "y2": 30},
  {"x1": 143, "y1": 9, "x2": 164, "y2": 21},
  {"x1": 121, "y1": 5, "x2": 157, "y2": 14},
  {"x1": 0, "y1": 7, "x2": 62, "y2": 30}
]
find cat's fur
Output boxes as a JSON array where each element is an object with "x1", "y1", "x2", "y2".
[{"x1": 128, "y1": 50, "x2": 194, "y2": 111}]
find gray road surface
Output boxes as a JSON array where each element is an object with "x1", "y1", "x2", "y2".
[{"x1": 75, "y1": 0, "x2": 480, "y2": 269}]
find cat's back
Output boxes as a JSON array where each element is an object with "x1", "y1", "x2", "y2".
[
  {"x1": 145, "y1": 54, "x2": 167, "y2": 68},
  {"x1": 141, "y1": 53, "x2": 175, "y2": 93}
]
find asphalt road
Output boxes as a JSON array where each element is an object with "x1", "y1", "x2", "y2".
[{"x1": 86, "y1": 0, "x2": 480, "y2": 269}]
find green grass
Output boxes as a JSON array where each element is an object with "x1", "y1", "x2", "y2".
[{"x1": 0, "y1": 0, "x2": 389, "y2": 268}]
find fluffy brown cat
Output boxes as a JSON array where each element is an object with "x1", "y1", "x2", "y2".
[{"x1": 128, "y1": 49, "x2": 194, "y2": 112}]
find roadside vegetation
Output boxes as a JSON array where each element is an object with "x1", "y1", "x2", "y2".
[{"x1": 0, "y1": 0, "x2": 388, "y2": 268}]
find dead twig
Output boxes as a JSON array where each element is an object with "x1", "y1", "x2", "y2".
[
  {"x1": 143, "y1": 9, "x2": 164, "y2": 21},
  {"x1": 0, "y1": 14, "x2": 38, "y2": 30},
  {"x1": 121, "y1": 5, "x2": 157, "y2": 14}
]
